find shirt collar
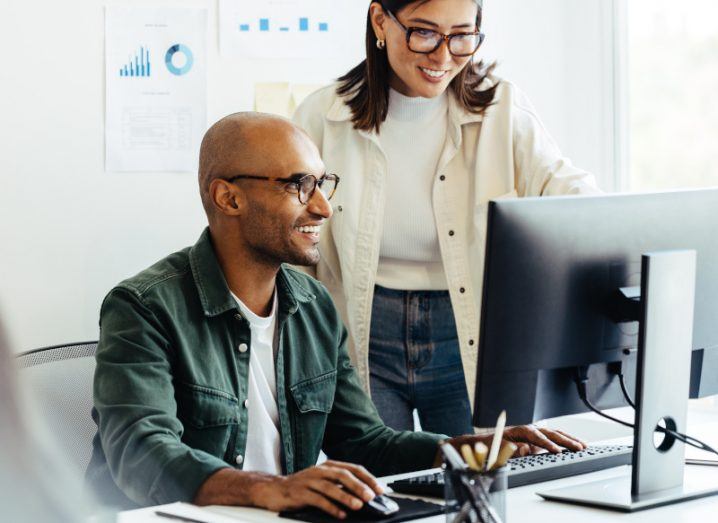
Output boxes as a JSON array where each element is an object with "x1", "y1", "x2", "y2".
[{"x1": 189, "y1": 227, "x2": 316, "y2": 318}]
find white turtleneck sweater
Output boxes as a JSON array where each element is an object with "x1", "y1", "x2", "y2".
[{"x1": 376, "y1": 88, "x2": 449, "y2": 290}]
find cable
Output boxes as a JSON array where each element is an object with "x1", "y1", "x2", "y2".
[
  {"x1": 574, "y1": 366, "x2": 718, "y2": 458},
  {"x1": 617, "y1": 371, "x2": 636, "y2": 409},
  {"x1": 574, "y1": 367, "x2": 633, "y2": 429},
  {"x1": 607, "y1": 361, "x2": 636, "y2": 409}
]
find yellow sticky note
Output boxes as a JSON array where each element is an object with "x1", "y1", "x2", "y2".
[
  {"x1": 289, "y1": 83, "x2": 324, "y2": 115},
  {"x1": 254, "y1": 82, "x2": 292, "y2": 117}
]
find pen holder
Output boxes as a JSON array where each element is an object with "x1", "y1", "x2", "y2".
[{"x1": 444, "y1": 466, "x2": 507, "y2": 523}]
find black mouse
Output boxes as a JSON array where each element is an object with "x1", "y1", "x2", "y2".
[{"x1": 355, "y1": 494, "x2": 400, "y2": 519}]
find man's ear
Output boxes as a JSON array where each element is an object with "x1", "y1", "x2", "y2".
[{"x1": 210, "y1": 178, "x2": 244, "y2": 216}]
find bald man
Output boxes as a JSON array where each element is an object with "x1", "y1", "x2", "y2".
[{"x1": 86, "y1": 113, "x2": 586, "y2": 515}]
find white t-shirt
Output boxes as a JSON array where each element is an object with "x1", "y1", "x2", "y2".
[{"x1": 231, "y1": 290, "x2": 282, "y2": 475}]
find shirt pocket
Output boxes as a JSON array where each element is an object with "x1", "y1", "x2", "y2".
[
  {"x1": 176, "y1": 382, "x2": 239, "y2": 462},
  {"x1": 291, "y1": 370, "x2": 337, "y2": 413},
  {"x1": 290, "y1": 370, "x2": 337, "y2": 463}
]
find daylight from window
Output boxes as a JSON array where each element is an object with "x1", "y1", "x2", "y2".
[{"x1": 628, "y1": 0, "x2": 718, "y2": 191}]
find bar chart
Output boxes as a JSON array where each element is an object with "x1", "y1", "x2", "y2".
[
  {"x1": 219, "y1": 0, "x2": 355, "y2": 59},
  {"x1": 237, "y1": 16, "x2": 330, "y2": 33},
  {"x1": 119, "y1": 46, "x2": 151, "y2": 77}
]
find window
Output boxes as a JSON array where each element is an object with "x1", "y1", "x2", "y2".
[{"x1": 627, "y1": 0, "x2": 718, "y2": 191}]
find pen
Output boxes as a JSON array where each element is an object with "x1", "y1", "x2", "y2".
[
  {"x1": 155, "y1": 510, "x2": 211, "y2": 523},
  {"x1": 493, "y1": 442, "x2": 517, "y2": 469},
  {"x1": 473, "y1": 442, "x2": 488, "y2": 471},
  {"x1": 461, "y1": 443, "x2": 481, "y2": 471},
  {"x1": 485, "y1": 410, "x2": 506, "y2": 471}
]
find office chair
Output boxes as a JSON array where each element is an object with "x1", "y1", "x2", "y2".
[{"x1": 16, "y1": 341, "x2": 98, "y2": 475}]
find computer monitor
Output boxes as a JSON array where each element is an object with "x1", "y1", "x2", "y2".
[{"x1": 473, "y1": 189, "x2": 718, "y2": 427}]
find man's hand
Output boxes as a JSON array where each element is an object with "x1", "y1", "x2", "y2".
[
  {"x1": 442, "y1": 425, "x2": 588, "y2": 464},
  {"x1": 502, "y1": 425, "x2": 588, "y2": 456},
  {"x1": 251, "y1": 460, "x2": 384, "y2": 519}
]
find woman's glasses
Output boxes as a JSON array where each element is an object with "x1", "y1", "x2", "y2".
[{"x1": 385, "y1": 9, "x2": 485, "y2": 57}]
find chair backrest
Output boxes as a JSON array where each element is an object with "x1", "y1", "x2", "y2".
[{"x1": 16, "y1": 342, "x2": 98, "y2": 476}]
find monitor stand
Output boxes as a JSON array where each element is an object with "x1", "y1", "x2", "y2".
[{"x1": 538, "y1": 250, "x2": 718, "y2": 512}]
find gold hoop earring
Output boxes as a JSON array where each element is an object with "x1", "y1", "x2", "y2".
[{"x1": 376, "y1": 39, "x2": 385, "y2": 50}]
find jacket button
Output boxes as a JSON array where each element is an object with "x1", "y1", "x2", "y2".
[
  {"x1": 460, "y1": 287, "x2": 466, "y2": 293},
  {"x1": 243, "y1": 399, "x2": 249, "y2": 408},
  {"x1": 449, "y1": 230, "x2": 455, "y2": 236},
  {"x1": 235, "y1": 454, "x2": 244, "y2": 465},
  {"x1": 238, "y1": 343, "x2": 248, "y2": 353},
  {"x1": 439, "y1": 175, "x2": 446, "y2": 181}
]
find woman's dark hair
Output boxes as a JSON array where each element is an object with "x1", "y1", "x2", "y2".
[{"x1": 337, "y1": 0, "x2": 497, "y2": 132}]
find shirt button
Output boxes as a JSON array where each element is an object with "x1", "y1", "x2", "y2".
[
  {"x1": 469, "y1": 339, "x2": 475, "y2": 346},
  {"x1": 235, "y1": 454, "x2": 244, "y2": 465},
  {"x1": 460, "y1": 287, "x2": 466, "y2": 293},
  {"x1": 449, "y1": 230, "x2": 455, "y2": 236},
  {"x1": 243, "y1": 399, "x2": 249, "y2": 408},
  {"x1": 439, "y1": 175, "x2": 446, "y2": 181},
  {"x1": 234, "y1": 313, "x2": 243, "y2": 321},
  {"x1": 238, "y1": 343, "x2": 248, "y2": 353}
]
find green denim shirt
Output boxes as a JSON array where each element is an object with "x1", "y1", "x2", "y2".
[{"x1": 86, "y1": 228, "x2": 444, "y2": 508}]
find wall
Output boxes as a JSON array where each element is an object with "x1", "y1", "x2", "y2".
[{"x1": 0, "y1": 0, "x2": 616, "y2": 352}]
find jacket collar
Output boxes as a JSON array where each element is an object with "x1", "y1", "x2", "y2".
[{"x1": 189, "y1": 227, "x2": 316, "y2": 318}]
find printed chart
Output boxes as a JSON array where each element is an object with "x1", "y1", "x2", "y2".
[
  {"x1": 105, "y1": 7, "x2": 207, "y2": 172},
  {"x1": 119, "y1": 46, "x2": 151, "y2": 77},
  {"x1": 220, "y1": 0, "x2": 344, "y2": 59}
]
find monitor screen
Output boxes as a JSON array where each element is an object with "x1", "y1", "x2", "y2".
[{"x1": 473, "y1": 189, "x2": 718, "y2": 427}]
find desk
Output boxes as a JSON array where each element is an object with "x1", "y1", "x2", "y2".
[{"x1": 119, "y1": 408, "x2": 718, "y2": 523}]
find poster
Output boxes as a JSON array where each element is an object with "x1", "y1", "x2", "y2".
[
  {"x1": 220, "y1": 0, "x2": 346, "y2": 59},
  {"x1": 105, "y1": 7, "x2": 207, "y2": 172}
]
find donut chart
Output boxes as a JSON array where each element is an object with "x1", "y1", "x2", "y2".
[{"x1": 164, "y1": 44, "x2": 194, "y2": 76}]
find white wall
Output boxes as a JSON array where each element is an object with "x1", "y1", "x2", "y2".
[
  {"x1": 0, "y1": 0, "x2": 616, "y2": 352},
  {"x1": 482, "y1": 0, "x2": 618, "y2": 189}
]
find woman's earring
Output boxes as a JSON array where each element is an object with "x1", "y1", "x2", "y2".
[{"x1": 376, "y1": 38, "x2": 385, "y2": 50}]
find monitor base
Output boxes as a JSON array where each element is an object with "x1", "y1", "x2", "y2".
[{"x1": 538, "y1": 468, "x2": 718, "y2": 512}]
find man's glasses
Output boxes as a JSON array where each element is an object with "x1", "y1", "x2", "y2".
[
  {"x1": 222, "y1": 173, "x2": 340, "y2": 205},
  {"x1": 385, "y1": 9, "x2": 485, "y2": 57}
]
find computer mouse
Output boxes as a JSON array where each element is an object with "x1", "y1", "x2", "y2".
[{"x1": 356, "y1": 494, "x2": 400, "y2": 519}]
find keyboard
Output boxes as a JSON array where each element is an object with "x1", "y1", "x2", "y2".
[{"x1": 388, "y1": 444, "x2": 632, "y2": 497}]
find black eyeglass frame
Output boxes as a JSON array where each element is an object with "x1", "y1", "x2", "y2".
[
  {"x1": 384, "y1": 8, "x2": 485, "y2": 57},
  {"x1": 222, "y1": 173, "x2": 340, "y2": 205}
]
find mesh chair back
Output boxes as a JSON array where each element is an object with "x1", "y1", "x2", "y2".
[{"x1": 16, "y1": 342, "x2": 98, "y2": 475}]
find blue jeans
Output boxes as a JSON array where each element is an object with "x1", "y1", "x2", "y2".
[{"x1": 368, "y1": 285, "x2": 473, "y2": 437}]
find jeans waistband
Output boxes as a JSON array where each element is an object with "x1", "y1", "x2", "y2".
[{"x1": 373, "y1": 284, "x2": 451, "y2": 300}]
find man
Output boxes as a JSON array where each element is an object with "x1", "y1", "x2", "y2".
[{"x1": 86, "y1": 113, "x2": 586, "y2": 516}]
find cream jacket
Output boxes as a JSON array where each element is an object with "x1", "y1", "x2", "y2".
[{"x1": 293, "y1": 78, "x2": 599, "y2": 407}]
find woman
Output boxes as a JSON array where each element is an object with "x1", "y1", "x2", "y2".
[{"x1": 294, "y1": 0, "x2": 598, "y2": 436}]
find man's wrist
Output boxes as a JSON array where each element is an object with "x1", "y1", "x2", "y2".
[
  {"x1": 247, "y1": 472, "x2": 282, "y2": 508},
  {"x1": 194, "y1": 467, "x2": 278, "y2": 507}
]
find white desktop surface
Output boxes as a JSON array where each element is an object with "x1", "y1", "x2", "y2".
[{"x1": 119, "y1": 408, "x2": 718, "y2": 523}]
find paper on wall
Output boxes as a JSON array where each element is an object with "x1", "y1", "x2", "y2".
[
  {"x1": 105, "y1": 7, "x2": 207, "y2": 172},
  {"x1": 219, "y1": 0, "x2": 346, "y2": 59}
]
